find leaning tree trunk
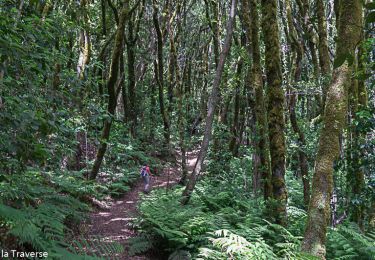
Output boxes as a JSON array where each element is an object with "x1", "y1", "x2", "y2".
[
  {"x1": 302, "y1": 1, "x2": 363, "y2": 257},
  {"x1": 261, "y1": 0, "x2": 288, "y2": 225},
  {"x1": 181, "y1": 0, "x2": 237, "y2": 205},
  {"x1": 89, "y1": 2, "x2": 129, "y2": 180}
]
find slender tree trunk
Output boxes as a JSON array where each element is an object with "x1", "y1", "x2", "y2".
[
  {"x1": 101, "y1": 0, "x2": 107, "y2": 36},
  {"x1": 125, "y1": 1, "x2": 144, "y2": 136},
  {"x1": 89, "y1": 2, "x2": 130, "y2": 180},
  {"x1": 177, "y1": 51, "x2": 188, "y2": 186},
  {"x1": 317, "y1": 0, "x2": 331, "y2": 108},
  {"x1": 126, "y1": 22, "x2": 136, "y2": 129},
  {"x1": 229, "y1": 58, "x2": 243, "y2": 156},
  {"x1": 289, "y1": 94, "x2": 310, "y2": 206},
  {"x1": 261, "y1": 0, "x2": 288, "y2": 225},
  {"x1": 153, "y1": 0, "x2": 170, "y2": 148},
  {"x1": 203, "y1": 0, "x2": 220, "y2": 66},
  {"x1": 120, "y1": 40, "x2": 129, "y2": 122},
  {"x1": 285, "y1": 0, "x2": 310, "y2": 207},
  {"x1": 317, "y1": 0, "x2": 331, "y2": 76},
  {"x1": 349, "y1": 40, "x2": 366, "y2": 229},
  {"x1": 181, "y1": 0, "x2": 237, "y2": 205},
  {"x1": 302, "y1": 1, "x2": 363, "y2": 257},
  {"x1": 77, "y1": 0, "x2": 91, "y2": 80},
  {"x1": 247, "y1": 0, "x2": 272, "y2": 200}
]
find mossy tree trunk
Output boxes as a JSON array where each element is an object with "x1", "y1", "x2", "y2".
[
  {"x1": 203, "y1": 0, "x2": 220, "y2": 67},
  {"x1": 89, "y1": 1, "x2": 130, "y2": 180},
  {"x1": 176, "y1": 45, "x2": 188, "y2": 186},
  {"x1": 242, "y1": 0, "x2": 272, "y2": 200},
  {"x1": 349, "y1": 40, "x2": 366, "y2": 229},
  {"x1": 229, "y1": 57, "x2": 243, "y2": 156},
  {"x1": 77, "y1": 0, "x2": 91, "y2": 80},
  {"x1": 317, "y1": 0, "x2": 331, "y2": 76},
  {"x1": 261, "y1": 0, "x2": 287, "y2": 225},
  {"x1": 317, "y1": 0, "x2": 331, "y2": 108},
  {"x1": 302, "y1": 0, "x2": 363, "y2": 257},
  {"x1": 153, "y1": 0, "x2": 171, "y2": 149},
  {"x1": 285, "y1": 0, "x2": 310, "y2": 207},
  {"x1": 125, "y1": 0, "x2": 145, "y2": 136}
]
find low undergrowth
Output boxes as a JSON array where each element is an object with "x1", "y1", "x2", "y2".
[
  {"x1": 0, "y1": 136, "x2": 159, "y2": 259},
  {"x1": 132, "y1": 156, "x2": 375, "y2": 260}
]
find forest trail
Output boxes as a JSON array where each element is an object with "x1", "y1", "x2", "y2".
[{"x1": 84, "y1": 151, "x2": 198, "y2": 259}]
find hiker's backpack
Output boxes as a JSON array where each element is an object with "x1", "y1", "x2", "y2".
[{"x1": 140, "y1": 166, "x2": 148, "y2": 177}]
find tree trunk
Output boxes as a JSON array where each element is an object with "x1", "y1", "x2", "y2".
[
  {"x1": 317, "y1": 0, "x2": 331, "y2": 76},
  {"x1": 89, "y1": 2, "x2": 130, "y2": 180},
  {"x1": 153, "y1": 0, "x2": 170, "y2": 148},
  {"x1": 349, "y1": 39, "x2": 366, "y2": 229},
  {"x1": 285, "y1": 0, "x2": 310, "y2": 207},
  {"x1": 289, "y1": 94, "x2": 310, "y2": 207},
  {"x1": 181, "y1": 0, "x2": 237, "y2": 205},
  {"x1": 126, "y1": 1, "x2": 144, "y2": 136},
  {"x1": 247, "y1": 0, "x2": 272, "y2": 200},
  {"x1": 229, "y1": 58, "x2": 243, "y2": 156},
  {"x1": 203, "y1": 0, "x2": 220, "y2": 66},
  {"x1": 261, "y1": 0, "x2": 288, "y2": 225},
  {"x1": 302, "y1": 1, "x2": 363, "y2": 257},
  {"x1": 177, "y1": 50, "x2": 188, "y2": 186},
  {"x1": 77, "y1": 0, "x2": 91, "y2": 80},
  {"x1": 317, "y1": 0, "x2": 331, "y2": 108},
  {"x1": 126, "y1": 23, "x2": 136, "y2": 131},
  {"x1": 101, "y1": 0, "x2": 107, "y2": 36}
]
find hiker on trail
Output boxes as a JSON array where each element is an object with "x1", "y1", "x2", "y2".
[{"x1": 140, "y1": 165, "x2": 152, "y2": 193}]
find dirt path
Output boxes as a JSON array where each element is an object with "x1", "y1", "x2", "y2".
[{"x1": 84, "y1": 151, "x2": 197, "y2": 259}]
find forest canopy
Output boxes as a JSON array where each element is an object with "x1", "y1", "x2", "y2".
[{"x1": 0, "y1": 0, "x2": 374, "y2": 259}]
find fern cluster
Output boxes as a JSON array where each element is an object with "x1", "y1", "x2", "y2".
[
  {"x1": 133, "y1": 154, "x2": 374, "y2": 259},
  {"x1": 327, "y1": 223, "x2": 375, "y2": 259},
  {"x1": 132, "y1": 183, "x2": 308, "y2": 259},
  {"x1": 0, "y1": 170, "x2": 125, "y2": 259}
]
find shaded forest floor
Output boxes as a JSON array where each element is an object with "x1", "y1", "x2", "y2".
[{"x1": 82, "y1": 150, "x2": 198, "y2": 259}]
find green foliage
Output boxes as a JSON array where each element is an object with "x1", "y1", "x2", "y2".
[
  {"x1": 133, "y1": 168, "x2": 308, "y2": 259},
  {"x1": 128, "y1": 235, "x2": 155, "y2": 256},
  {"x1": 0, "y1": 170, "x2": 125, "y2": 258},
  {"x1": 327, "y1": 224, "x2": 375, "y2": 260},
  {"x1": 197, "y1": 229, "x2": 277, "y2": 260}
]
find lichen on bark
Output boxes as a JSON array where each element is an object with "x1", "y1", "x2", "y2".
[{"x1": 302, "y1": 0, "x2": 363, "y2": 257}]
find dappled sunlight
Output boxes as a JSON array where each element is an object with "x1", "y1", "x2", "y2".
[
  {"x1": 97, "y1": 212, "x2": 111, "y2": 217},
  {"x1": 104, "y1": 217, "x2": 136, "y2": 225},
  {"x1": 100, "y1": 235, "x2": 131, "y2": 242}
]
